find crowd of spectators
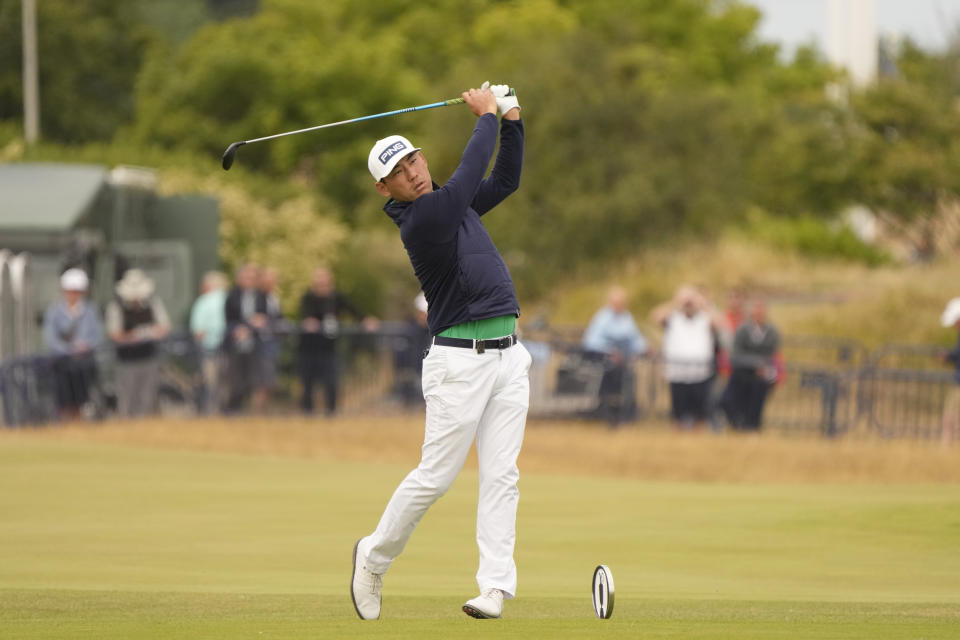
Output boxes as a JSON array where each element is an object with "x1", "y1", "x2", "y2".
[
  {"x1": 42, "y1": 266, "x2": 174, "y2": 420},
  {"x1": 36, "y1": 264, "x2": 958, "y2": 438},
  {"x1": 582, "y1": 284, "x2": 783, "y2": 431},
  {"x1": 205, "y1": 263, "x2": 383, "y2": 416},
  {"x1": 41, "y1": 262, "x2": 382, "y2": 420}
]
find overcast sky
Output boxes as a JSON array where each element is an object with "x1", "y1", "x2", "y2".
[{"x1": 748, "y1": 0, "x2": 960, "y2": 53}]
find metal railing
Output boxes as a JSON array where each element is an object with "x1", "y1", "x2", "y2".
[{"x1": 521, "y1": 332, "x2": 955, "y2": 440}]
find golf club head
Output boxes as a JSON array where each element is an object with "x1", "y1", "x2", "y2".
[{"x1": 221, "y1": 141, "x2": 246, "y2": 171}]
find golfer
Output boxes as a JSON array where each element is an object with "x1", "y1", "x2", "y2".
[{"x1": 351, "y1": 83, "x2": 529, "y2": 620}]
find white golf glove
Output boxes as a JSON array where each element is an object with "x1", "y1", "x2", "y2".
[{"x1": 481, "y1": 81, "x2": 520, "y2": 116}]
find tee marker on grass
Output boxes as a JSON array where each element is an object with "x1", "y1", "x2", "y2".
[{"x1": 592, "y1": 564, "x2": 615, "y2": 619}]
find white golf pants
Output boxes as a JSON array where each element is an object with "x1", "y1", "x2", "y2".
[{"x1": 358, "y1": 340, "x2": 532, "y2": 598}]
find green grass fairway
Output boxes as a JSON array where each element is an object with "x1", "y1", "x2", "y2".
[{"x1": 2, "y1": 436, "x2": 959, "y2": 638}]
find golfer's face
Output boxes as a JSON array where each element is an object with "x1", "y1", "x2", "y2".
[{"x1": 379, "y1": 151, "x2": 432, "y2": 202}]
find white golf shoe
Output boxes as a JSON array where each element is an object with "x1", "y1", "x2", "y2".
[
  {"x1": 350, "y1": 540, "x2": 382, "y2": 620},
  {"x1": 462, "y1": 588, "x2": 504, "y2": 619}
]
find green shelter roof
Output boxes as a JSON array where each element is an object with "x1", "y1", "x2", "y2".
[{"x1": 0, "y1": 163, "x2": 107, "y2": 231}]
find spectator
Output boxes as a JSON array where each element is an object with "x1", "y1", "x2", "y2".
[
  {"x1": 189, "y1": 270, "x2": 228, "y2": 414},
  {"x1": 940, "y1": 297, "x2": 960, "y2": 447},
  {"x1": 716, "y1": 289, "x2": 745, "y2": 376},
  {"x1": 392, "y1": 292, "x2": 432, "y2": 407},
  {"x1": 582, "y1": 286, "x2": 648, "y2": 425},
  {"x1": 653, "y1": 286, "x2": 717, "y2": 429},
  {"x1": 298, "y1": 266, "x2": 376, "y2": 415},
  {"x1": 252, "y1": 266, "x2": 288, "y2": 413},
  {"x1": 223, "y1": 262, "x2": 266, "y2": 414},
  {"x1": 42, "y1": 268, "x2": 103, "y2": 420},
  {"x1": 721, "y1": 299, "x2": 782, "y2": 432},
  {"x1": 706, "y1": 288, "x2": 744, "y2": 431},
  {"x1": 106, "y1": 269, "x2": 171, "y2": 417}
]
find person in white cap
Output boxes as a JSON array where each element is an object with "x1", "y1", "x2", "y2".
[
  {"x1": 940, "y1": 297, "x2": 960, "y2": 446},
  {"x1": 105, "y1": 268, "x2": 171, "y2": 417},
  {"x1": 352, "y1": 83, "x2": 526, "y2": 620},
  {"x1": 42, "y1": 268, "x2": 103, "y2": 420}
]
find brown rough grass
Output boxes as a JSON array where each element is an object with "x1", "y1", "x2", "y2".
[
  {"x1": 4, "y1": 416, "x2": 959, "y2": 484},
  {"x1": 540, "y1": 238, "x2": 960, "y2": 348}
]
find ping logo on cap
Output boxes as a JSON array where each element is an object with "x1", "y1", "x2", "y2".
[{"x1": 379, "y1": 141, "x2": 408, "y2": 165}]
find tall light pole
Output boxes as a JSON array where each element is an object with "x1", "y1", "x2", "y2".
[
  {"x1": 827, "y1": 0, "x2": 877, "y2": 87},
  {"x1": 22, "y1": 0, "x2": 40, "y2": 144}
]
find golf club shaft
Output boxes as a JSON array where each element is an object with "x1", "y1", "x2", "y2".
[
  {"x1": 242, "y1": 97, "x2": 466, "y2": 146},
  {"x1": 221, "y1": 88, "x2": 515, "y2": 170}
]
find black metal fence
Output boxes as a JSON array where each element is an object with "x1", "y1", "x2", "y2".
[
  {"x1": 1, "y1": 328, "x2": 955, "y2": 441},
  {"x1": 518, "y1": 331, "x2": 954, "y2": 440}
]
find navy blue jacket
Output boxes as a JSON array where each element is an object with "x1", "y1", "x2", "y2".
[{"x1": 384, "y1": 114, "x2": 523, "y2": 335}]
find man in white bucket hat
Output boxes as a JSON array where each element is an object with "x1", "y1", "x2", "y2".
[{"x1": 105, "y1": 268, "x2": 171, "y2": 417}]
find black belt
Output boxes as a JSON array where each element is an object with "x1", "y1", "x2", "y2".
[{"x1": 433, "y1": 333, "x2": 518, "y2": 354}]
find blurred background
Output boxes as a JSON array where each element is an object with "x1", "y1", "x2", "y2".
[{"x1": 1, "y1": 0, "x2": 959, "y2": 439}]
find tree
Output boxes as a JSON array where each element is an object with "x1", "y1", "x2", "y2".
[
  {"x1": 0, "y1": 0, "x2": 155, "y2": 143},
  {"x1": 130, "y1": 0, "x2": 433, "y2": 212},
  {"x1": 6, "y1": 0, "x2": 909, "y2": 312},
  {"x1": 848, "y1": 39, "x2": 960, "y2": 256}
]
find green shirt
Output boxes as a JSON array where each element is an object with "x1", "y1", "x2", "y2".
[{"x1": 438, "y1": 314, "x2": 517, "y2": 340}]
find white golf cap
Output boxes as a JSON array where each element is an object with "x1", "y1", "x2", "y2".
[
  {"x1": 368, "y1": 134, "x2": 420, "y2": 182},
  {"x1": 60, "y1": 268, "x2": 89, "y2": 292},
  {"x1": 941, "y1": 297, "x2": 960, "y2": 327}
]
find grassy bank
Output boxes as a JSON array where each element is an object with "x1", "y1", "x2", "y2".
[
  {"x1": 5, "y1": 416, "x2": 960, "y2": 484},
  {"x1": 537, "y1": 237, "x2": 959, "y2": 348}
]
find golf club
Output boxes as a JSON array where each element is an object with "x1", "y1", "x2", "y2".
[{"x1": 221, "y1": 88, "x2": 516, "y2": 170}]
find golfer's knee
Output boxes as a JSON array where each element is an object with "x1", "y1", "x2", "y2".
[
  {"x1": 412, "y1": 466, "x2": 457, "y2": 497},
  {"x1": 479, "y1": 466, "x2": 519, "y2": 491}
]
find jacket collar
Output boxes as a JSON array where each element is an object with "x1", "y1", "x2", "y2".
[{"x1": 383, "y1": 181, "x2": 441, "y2": 226}]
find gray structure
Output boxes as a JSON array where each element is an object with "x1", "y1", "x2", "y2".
[{"x1": 0, "y1": 163, "x2": 219, "y2": 355}]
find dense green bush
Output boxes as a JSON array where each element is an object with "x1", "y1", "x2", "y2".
[{"x1": 4, "y1": 0, "x2": 960, "y2": 315}]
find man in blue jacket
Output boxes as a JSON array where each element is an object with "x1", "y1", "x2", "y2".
[{"x1": 351, "y1": 83, "x2": 530, "y2": 620}]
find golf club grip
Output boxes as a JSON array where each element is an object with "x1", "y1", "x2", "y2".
[{"x1": 445, "y1": 87, "x2": 517, "y2": 106}]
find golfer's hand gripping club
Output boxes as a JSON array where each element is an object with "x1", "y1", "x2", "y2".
[
  {"x1": 220, "y1": 87, "x2": 517, "y2": 170},
  {"x1": 481, "y1": 81, "x2": 520, "y2": 117}
]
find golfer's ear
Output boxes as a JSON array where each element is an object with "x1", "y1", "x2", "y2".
[{"x1": 375, "y1": 180, "x2": 391, "y2": 197}]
